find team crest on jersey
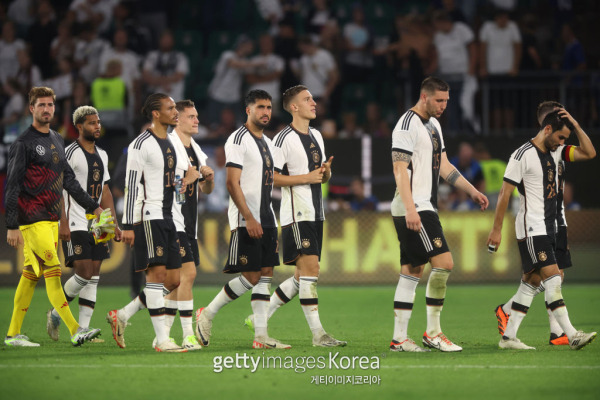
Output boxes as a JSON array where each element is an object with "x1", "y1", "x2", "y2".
[
  {"x1": 312, "y1": 152, "x2": 320, "y2": 163},
  {"x1": 93, "y1": 169, "x2": 100, "y2": 181},
  {"x1": 538, "y1": 251, "x2": 547, "y2": 262},
  {"x1": 432, "y1": 237, "x2": 443, "y2": 248},
  {"x1": 36, "y1": 145, "x2": 46, "y2": 155},
  {"x1": 547, "y1": 169, "x2": 554, "y2": 182},
  {"x1": 52, "y1": 152, "x2": 59, "y2": 164},
  {"x1": 167, "y1": 155, "x2": 174, "y2": 169},
  {"x1": 432, "y1": 138, "x2": 439, "y2": 151},
  {"x1": 302, "y1": 239, "x2": 310, "y2": 248},
  {"x1": 44, "y1": 250, "x2": 53, "y2": 260},
  {"x1": 156, "y1": 246, "x2": 164, "y2": 257},
  {"x1": 74, "y1": 245, "x2": 83, "y2": 255},
  {"x1": 558, "y1": 163, "x2": 564, "y2": 176},
  {"x1": 265, "y1": 156, "x2": 271, "y2": 168},
  {"x1": 239, "y1": 255, "x2": 248, "y2": 265},
  {"x1": 50, "y1": 144, "x2": 55, "y2": 149},
  {"x1": 180, "y1": 246, "x2": 186, "y2": 257}
]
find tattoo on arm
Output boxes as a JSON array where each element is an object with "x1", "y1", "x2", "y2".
[
  {"x1": 392, "y1": 151, "x2": 411, "y2": 163},
  {"x1": 446, "y1": 169, "x2": 461, "y2": 186}
]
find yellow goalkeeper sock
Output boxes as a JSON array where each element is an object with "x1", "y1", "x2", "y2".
[
  {"x1": 43, "y1": 266, "x2": 79, "y2": 335},
  {"x1": 7, "y1": 269, "x2": 40, "y2": 337}
]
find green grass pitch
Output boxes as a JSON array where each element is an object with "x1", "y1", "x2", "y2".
[{"x1": 1, "y1": 284, "x2": 599, "y2": 400}]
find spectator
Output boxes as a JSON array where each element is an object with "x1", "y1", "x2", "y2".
[
  {"x1": 15, "y1": 49, "x2": 42, "y2": 92},
  {"x1": 1, "y1": 78, "x2": 25, "y2": 132},
  {"x1": 479, "y1": 8, "x2": 522, "y2": 133},
  {"x1": 305, "y1": 0, "x2": 333, "y2": 42},
  {"x1": 26, "y1": 0, "x2": 56, "y2": 79},
  {"x1": 142, "y1": 30, "x2": 189, "y2": 102},
  {"x1": 68, "y1": 0, "x2": 115, "y2": 35},
  {"x1": 109, "y1": 2, "x2": 151, "y2": 55},
  {"x1": 206, "y1": 35, "x2": 255, "y2": 126},
  {"x1": 563, "y1": 182, "x2": 581, "y2": 211},
  {"x1": 438, "y1": 0, "x2": 468, "y2": 24},
  {"x1": 294, "y1": 35, "x2": 338, "y2": 119},
  {"x1": 254, "y1": 0, "x2": 284, "y2": 31},
  {"x1": 518, "y1": 14, "x2": 542, "y2": 71},
  {"x1": 99, "y1": 28, "x2": 141, "y2": 122},
  {"x1": 347, "y1": 177, "x2": 378, "y2": 211},
  {"x1": 342, "y1": 4, "x2": 374, "y2": 83},
  {"x1": 43, "y1": 57, "x2": 74, "y2": 101},
  {"x1": 73, "y1": 25, "x2": 109, "y2": 84},
  {"x1": 0, "y1": 21, "x2": 26, "y2": 85},
  {"x1": 364, "y1": 102, "x2": 391, "y2": 138},
  {"x1": 338, "y1": 112, "x2": 364, "y2": 139},
  {"x1": 274, "y1": 18, "x2": 300, "y2": 92},
  {"x1": 91, "y1": 59, "x2": 128, "y2": 132},
  {"x1": 450, "y1": 142, "x2": 484, "y2": 191},
  {"x1": 473, "y1": 142, "x2": 506, "y2": 209},
  {"x1": 209, "y1": 108, "x2": 237, "y2": 139},
  {"x1": 431, "y1": 10, "x2": 478, "y2": 134},
  {"x1": 7, "y1": 0, "x2": 35, "y2": 35},
  {"x1": 50, "y1": 24, "x2": 76, "y2": 66},
  {"x1": 204, "y1": 146, "x2": 228, "y2": 213},
  {"x1": 246, "y1": 34, "x2": 285, "y2": 118}
]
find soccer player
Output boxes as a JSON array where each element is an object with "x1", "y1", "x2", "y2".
[
  {"x1": 160, "y1": 99, "x2": 214, "y2": 351},
  {"x1": 249, "y1": 84, "x2": 346, "y2": 348},
  {"x1": 46, "y1": 106, "x2": 122, "y2": 343},
  {"x1": 5, "y1": 87, "x2": 105, "y2": 347},
  {"x1": 488, "y1": 108, "x2": 596, "y2": 350},
  {"x1": 494, "y1": 101, "x2": 584, "y2": 346},
  {"x1": 106, "y1": 93, "x2": 186, "y2": 352},
  {"x1": 195, "y1": 89, "x2": 289, "y2": 349},
  {"x1": 389, "y1": 77, "x2": 488, "y2": 352}
]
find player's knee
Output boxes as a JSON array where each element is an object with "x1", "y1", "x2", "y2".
[{"x1": 242, "y1": 271, "x2": 261, "y2": 286}]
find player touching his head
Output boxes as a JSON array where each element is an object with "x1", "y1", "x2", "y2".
[
  {"x1": 46, "y1": 106, "x2": 121, "y2": 343},
  {"x1": 488, "y1": 107, "x2": 596, "y2": 350}
]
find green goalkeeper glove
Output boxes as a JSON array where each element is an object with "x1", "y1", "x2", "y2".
[{"x1": 87, "y1": 208, "x2": 116, "y2": 244}]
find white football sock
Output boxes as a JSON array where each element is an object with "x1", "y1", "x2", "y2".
[
  {"x1": 178, "y1": 300, "x2": 194, "y2": 338},
  {"x1": 146, "y1": 282, "x2": 168, "y2": 345},
  {"x1": 164, "y1": 299, "x2": 177, "y2": 337},
  {"x1": 204, "y1": 275, "x2": 253, "y2": 320},
  {"x1": 544, "y1": 274, "x2": 577, "y2": 339},
  {"x1": 119, "y1": 289, "x2": 147, "y2": 322},
  {"x1": 503, "y1": 281, "x2": 536, "y2": 339},
  {"x1": 268, "y1": 276, "x2": 299, "y2": 319},
  {"x1": 299, "y1": 276, "x2": 324, "y2": 337},
  {"x1": 392, "y1": 274, "x2": 419, "y2": 341},
  {"x1": 425, "y1": 268, "x2": 450, "y2": 336},
  {"x1": 78, "y1": 275, "x2": 99, "y2": 329},
  {"x1": 251, "y1": 276, "x2": 272, "y2": 338}
]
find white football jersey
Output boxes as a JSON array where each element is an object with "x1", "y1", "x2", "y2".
[
  {"x1": 504, "y1": 141, "x2": 573, "y2": 239},
  {"x1": 122, "y1": 130, "x2": 177, "y2": 229},
  {"x1": 63, "y1": 141, "x2": 110, "y2": 231},
  {"x1": 169, "y1": 129, "x2": 208, "y2": 237},
  {"x1": 272, "y1": 125, "x2": 326, "y2": 226},
  {"x1": 224, "y1": 125, "x2": 277, "y2": 230},
  {"x1": 391, "y1": 110, "x2": 445, "y2": 217}
]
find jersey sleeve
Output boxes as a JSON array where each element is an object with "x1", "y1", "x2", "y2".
[
  {"x1": 272, "y1": 135, "x2": 287, "y2": 173},
  {"x1": 101, "y1": 150, "x2": 111, "y2": 184},
  {"x1": 5, "y1": 140, "x2": 27, "y2": 229},
  {"x1": 122, "y1": 144, "x2": 144, "y2": 229},
  {"x1": 224, "y1": 136, "x2": 245, "y2": 170},
  {"x1": 503, "y1": 151, "x2": 523, "y2": 186},
  {"x1": 392, "y1": 116, "x2": 418, "y2": 155}
]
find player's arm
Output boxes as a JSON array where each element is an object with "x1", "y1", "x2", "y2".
[
  {"x1": 226, "y1": 166, "x2": 262, "y2": 239},
  {"x1": 392, "y1": 150, "x2": 421, "y2": 232},
  {"x1": 559, "y1": 109, "x2": 596, "y2": 161},
  {"x1": 99, "y1": 183, "x2": 122, "y2": 242},
  {"x1": 5, "y1": 140, "x2": 26, "y2": 247},
  {"x1": 199, "y1": 165, "x2": 214, "y2": 194},
  {"x1": 59, "y1": 197, "x2": 70, "y2": 242},
  {"x1": 487, "y1": 180, "x2": 516, "y2": 251},
  {"x1": 440, "y1": 152, "x2": 489, "y2": 211},
  {"x1": 273, "y1": 169, "x2": 323, "y2": 187},
  {"x1": 321, "y1": 156, "x2": 333, "y2": 183},
  {"x1": 121, "y1": 147, "x2": 143, "y2": 247}
]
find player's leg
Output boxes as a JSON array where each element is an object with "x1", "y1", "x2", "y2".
[
  {"x1": 5, "y1": 262, "x2": 41, "y2": 347},
  {"x1": 171, "y1": 233, "x2": 199, "y2": 349},
  {"x1": 77, "y1": 260, "x2": 102, "y2": 330},
  {"x1": 540, "y1": 264, "x2": 596, "y2": 350},
  {"x1": 195, "y1": 228, "x2": 256, "y2": 346},
  {"x1": 162, "y1": 267, "x2": 180, "y2": 340}
]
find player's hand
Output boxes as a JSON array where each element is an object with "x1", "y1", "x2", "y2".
[
  {"x1": 92, "y1": 207, "x2": 103, "y2": 219},
  {"x1": 558, "y1": 109, "x2": 579, "y2": 130},
  {"x1": 321, "y1": 156, "x2": 334, "y2": 181},
  {"x1": 405, "y1": 209, "x2": 421, "y2": 232},
  {"x1": 59, "y1": 222, "x2": 71, "y2": 242},
  {"x1": 471, "y1": 190, "x2": 489, "y2": 211},
  {"x1": 114, "y1": 225, "x2": 122, "y2": 242},
  {"x1": 200, "y1": 166, "x2": 215, "y2": 182},
  {"x1": 305, "y1": 168, "x2": 324, "y2": 184},
  {"x1": 245, "y1": 217, "x2": 263, "y2": 239},
  {"x1": 487, "y1": 229, "x2": 502, "y2": 252},
  {"x1": 7, "y1": 229, "x2": 23, "y2": 248},
  {"x1": 182, "y1": 166, "x2": 201, "y2": 188},
  {"x1": 122, "y1": 230, "x2": 135, "y2": 247}
]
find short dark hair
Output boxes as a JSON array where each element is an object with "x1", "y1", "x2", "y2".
[
  {"x1": 29, "y1": 86, "x2": 56, "y2": 106},
  {"x1": 245, "y1": 89, "x2": 272, "y2": 107},
  {"x1": 541, "y1": 109, "x2": 572, "y2": 133},
  {"x1": 176, "y1": 99, "x2": 195, "y2": 112},
  {"x1": 420, "y1": 76, "x2": 449, "y2": 94},
  {"x1": 141, "y1": 93, "x2": 170, "y2": 120},
  {"x1": 282, "y1": 85, "x2": 308, "y2": 112},
  {"x1": 536, "y1": 101, "x2": 563, "y2": 126},
  {"x1": 432, "y1": 10, "x2": 451, "y2": 22}
]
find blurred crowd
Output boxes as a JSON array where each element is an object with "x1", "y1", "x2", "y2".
[{"x1": 0, "y1": 0, "x2": 594, "y2": 212}]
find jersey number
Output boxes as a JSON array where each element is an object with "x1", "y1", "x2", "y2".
[
  {"x1": 165, "y1": 171, "x2": 175, "y2": 187},
  {"x1": 264, "y1": 169, "x2": 274, "y2": 186},
  {"x1": 89, "y1": 183, "x2": 102, "y2": 201}
]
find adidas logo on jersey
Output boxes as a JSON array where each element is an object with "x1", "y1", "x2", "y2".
[
  {"x1": 93, "y1": 162, "x2": 98, "y2": 167},
  {"x1": 547, "y1": 161, "x2": 551, "y2": 166},
  {"x1": 167, "y1": 148, "x2": 172, "y2": 153},
  {"x1": 529, "y1": 227, "x2": 533, "y2": 231},
  {"x1": 50, "y1": 144, "x2": 56, "y2": 149},
  {"x1": 310, "y1": 143, "x2": 316, "y2": 148},
  {"x1": 146, "y1": 211, "x2": 150, "y2": 215}
]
